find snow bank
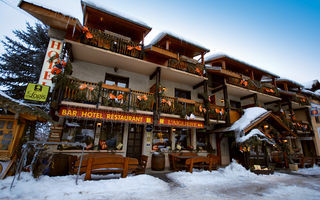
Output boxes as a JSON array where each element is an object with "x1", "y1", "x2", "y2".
[
  {"x1": 296, "y1": 165, "x2": 320, "y2": 175},
  {"x1": 229, "y1": 107, "x2": 268, "y2": 133},
  {"x1": 1, "y1": 161, "x2": 320, "y2": 200},
  {"x1": 0, "y1": 173, "x2": 169, "y2": 200}
]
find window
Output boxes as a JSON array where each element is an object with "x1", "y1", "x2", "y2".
[
  {"x1": 174, "y1": 128, "x2": 191, "y2": 150},
  {"x1": 175, "y1": 88, "x2": 191, "y2": 99},
  {"x1": 61, "y1": 120, "x2": 96, "y2": 150},
  {"x1": 196, "y1": 129, "x2": 211, "y2": 151},
  {"x1": 0, "y1": 120, "x2": 15, "y2": 150},
  {"x1": 100, "y1": 122, "x2": 124, "y2": 150},
  {"x1": 230, "y1": 100, "x2": 241, "y2": 109},
  {"x1": 105, "y1": 73, "x2": 129, "y2": 88},
  {"x1": 152, "y1": 127, "x2": 171, "y2": 151}
]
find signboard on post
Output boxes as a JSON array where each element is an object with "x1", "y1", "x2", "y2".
[
  {"x1": 24, "y1": 83, "x2": 50, "y2": 102},
  {"x1": 38, "y1": 38, "x2": 63, "y2": 89}
]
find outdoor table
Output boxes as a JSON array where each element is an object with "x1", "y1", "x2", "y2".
[{"x1": 173, "y1": 155, "x2": 198, "y2": 171}]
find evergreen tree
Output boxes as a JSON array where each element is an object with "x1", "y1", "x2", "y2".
[{"x1": 0, "y1": 22, "x2": 49, "y2": 99}]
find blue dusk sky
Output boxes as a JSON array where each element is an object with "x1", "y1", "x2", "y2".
[{"x1": 0, "y1": 0, "x2": 319, "y2": 84}]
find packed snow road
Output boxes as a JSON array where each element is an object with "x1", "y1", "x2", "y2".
[{"x1": 1, "y1": 161, "x2": 320, "y2": 200}]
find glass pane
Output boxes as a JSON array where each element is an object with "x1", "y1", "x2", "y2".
[
  {"x1": 0, "y1": 120, "x2": 5, "y2": 129},
  {"x1": 105, "y1": 80, "x2": 116, "y2": 86},
  {"x1": 153, "y1": 127, "x2": 171, "y2": 151},
  {"x1": 117, "y1": 82, "x2": 126, "y2": 88},
  {"x1": 6, "y1": 121, "x2": 13, "y2": 129}
]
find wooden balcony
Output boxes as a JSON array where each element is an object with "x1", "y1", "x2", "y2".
[
  {"x1": 168, "y1": 58, "x2": 204, "y2": 77},
  {"x1": 61, "y1": 78, "x2": 226, "y2": 121},
  {"x1": 160, "y1": 96, "x2": 226, "y2": 121},
  {"x1": 63, "y1": 78, "x2": 154, "y2": 112},
  {"x1": 292, "y1": 95, "x2": 309, "y2": 106},
  {"x1": 226, "y1": 77, "x2": 280, "y2": 97},
  {"x1": 80, "y1": 27, "x2": 144, "y2": 59}
]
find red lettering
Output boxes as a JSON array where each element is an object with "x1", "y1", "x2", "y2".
[
  {"x1": 51, "y1": 40, "x2": 61, "y2": 50},
  {"x1": 48, "y1": 51, "x2": 59, "y2": 60},
  {"x1": 43, "y1": 71, "x2": 52, "y2": 80}
]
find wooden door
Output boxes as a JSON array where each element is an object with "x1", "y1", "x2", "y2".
[{"x1": 126, "y1": 124, "x2": 143, "y2": 159}]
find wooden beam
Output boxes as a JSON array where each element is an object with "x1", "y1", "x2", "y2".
[
  {"x1": 210, "y1": 85, "x2": 224, "y2": 94},
  {"x1": 145, "y1": 46, "x2": 178, "y2": 59},
  {"x1": 264, "y1": 100, "x2": 282, "y2": 106},
  {"x1": 149, "y1": 67, "x2": 161, "y2": 80},
  {"x1": 240, "y1": 93, "x2": 257, "y2": 101},
  {"x1": 221, "y1": 61, "x2": 226, "y2": 69},
  {"x1": 193, "y1": 80, "x2": 206, "y2": 90},
  {"x1": 201, "y1": 52, "x2": 205, "y2": 65},
  {"x1": 250, "y1": 70, "x2": 254, "y2": 80},
  {"x1": 223, "y1": 79, "x2": 230, "y2": 124}
]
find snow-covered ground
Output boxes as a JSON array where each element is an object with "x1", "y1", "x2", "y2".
[{"x1": 1, "y1": 161, "x2": 320, "y2": 200}]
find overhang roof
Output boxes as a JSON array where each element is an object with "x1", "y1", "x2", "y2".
[
  {"x1": 205, "y1": 53, "x2": 279, "y2": 78},
  {"x1": 0, "y1": 91, "x2": 51, "y2": 122}
]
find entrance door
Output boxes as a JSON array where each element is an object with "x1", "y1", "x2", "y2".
[{"x1": 126, "y1": 124, "x2": 143, "y2": 159}]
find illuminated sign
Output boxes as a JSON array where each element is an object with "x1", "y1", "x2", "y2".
[
  {"x1": 159, "y1": 118, "x2": 204, "y2": 128},
  {"x1": 59, "y1": 107, "x2": 153, "y2": 124},
  {"x1": 24, "y1": 83, "x2": 50, "y2": 102},
  {"x1": 59, "y1": 107, "x2": 205, "y2": 128},
  {"x1": 38, "y1": 38, "x2": 63, "y2": 89}
]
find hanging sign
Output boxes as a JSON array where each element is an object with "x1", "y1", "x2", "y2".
[
  {"x1": 24, "y1": 83, "x2": 50, "y2": 102},
  {"x1": 159, "y1": 117, "x2": 204, "y2": 128},
  {"x1": 310, "y1": 103, "x2": 320, "y2": 116},
  {"x1": 59, "y1": 107, "x2": 153, "y2": 124},
  {"x1": 38, "y1": 38, "x2": 63, "y2": 89}
]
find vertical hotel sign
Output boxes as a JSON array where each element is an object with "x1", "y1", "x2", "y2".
[{"x1": 38, "y1": 38, "x2": 63, "y2": 89}]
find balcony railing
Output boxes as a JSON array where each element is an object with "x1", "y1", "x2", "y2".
[
  {"x1": 168, "y1": 59, "x2": 204, "y2": 76},
  {"x1": 61, "y1": 78, "x2": 226, "y2": 121},
  {"x1": 80, "y1": 27, "x2": 143, "y2": 59},
  {"x1": 226, "y1": 77, "x2": 280, "y2": 97},
  {"x1": 292, "y1": 96, "x2": 310, "y2": 106},
  {"x1": 63, "y1": 78, "x2": 154, "y2": 112}
]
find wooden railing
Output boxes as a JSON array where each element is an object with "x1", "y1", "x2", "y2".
[
  {"x1": 81, "y1": 27, "x2": 144, "y2": 59},
  {"x1": 168, "y1": 59, "x2": 204, "y2": 76},
  {"x1": 292, "y1": 96, "x2": 309, "y2": 106},
  {"x1": 62, "y1": 78, "x2": 226, "y2": 121},
  {"x1": 62, "y1": 78, "x2": 154, "y2": 112},
  {"x1": 226, "y1": 77, "x2": 280, "y2": 97}
]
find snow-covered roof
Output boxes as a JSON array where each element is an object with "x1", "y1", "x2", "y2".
[
  {"x1": 303, "y1": 80, "x2": 319, "y2": 89},
  {"x1": 21, "y1": 0, "x2": 83, "y2": 23},
  {"x1": 276, "y1": 78, "x2": 303, "y2": 88},
  {"x1": 205, "y1": 53, "x2": 279, "y2": 78},
  {"x1": 148, "y1": 31, "x2": 209, "y2": 52},
  {"x1": 0, "y1": 91, "x2": 30, "y2": 107},
  {"x1": 229, "y1": 107, "x2": 268, "y2": 133},
  {"x1": 82, "y1": 0, "x2": 151, "y2": 30},
  {"x1": 237, "y1": 128, "x2": 275, "y2": 144},
  {"x1": 301, "y1": 89, "x2": 320, "y2": 98},
  {"x1": 0, "y1": 91, "x2": 51, "y2": 121}
]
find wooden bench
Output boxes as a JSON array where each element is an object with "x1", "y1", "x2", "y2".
[
  {"x1": 72, "y1": 154, "x2": 138, "y2": 180},
  {"x1": 207, "y1": 154, "x2": 220, "y2": 169},
  {"x1": 185, "y1": 156, "x2": 213, "y2": 173}
]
